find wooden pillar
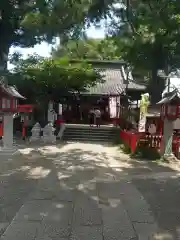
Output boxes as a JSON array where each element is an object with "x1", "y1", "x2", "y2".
[
  {"x1": 22, "y1": 121, "x2": 26, "y2": 140},
  {"x1": 0, "y1": 121, "x2": 3, "y2": 139}
]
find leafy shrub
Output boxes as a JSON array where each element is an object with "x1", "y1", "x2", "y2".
[
  {"x1": 120, "y1": 142, "x2": 131, "y2": 154},
  {"x1": 119, "y1": 141, "x2": 161, "y2": 160},
  {"x1": 132, "y1": 145, "x2": 161, "y2": 160}
]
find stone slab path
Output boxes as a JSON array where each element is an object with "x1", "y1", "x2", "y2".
[{"x1": 0, "y1": 142, "x2": 179, "y2": 239}]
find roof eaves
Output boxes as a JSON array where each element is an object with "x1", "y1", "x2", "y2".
[
  {"x1": 1, "y1": 85, "x2": 25, "y2": 99},
  {"x1": 157, "y1": 90, "x2": 178, "y2": 104}
]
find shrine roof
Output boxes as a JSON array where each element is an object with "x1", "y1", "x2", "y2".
[
  {"x1": 157, "y1": 89, "x2": 179, "y2": 104},
  {"x1": 85, "y1": 68, "x2": 146, "y2": 95},
  {"x1": 1, "y1": 85, "x2": 25, "y2": 99}
]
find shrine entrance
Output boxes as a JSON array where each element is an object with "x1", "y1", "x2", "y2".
[{"x1": 62, "y1": 96, "x2": 111, "y2": 124}]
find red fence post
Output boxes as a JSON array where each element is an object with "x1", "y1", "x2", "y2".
[
  {"x1": 130, "y1": 133, "x2": 138, "y2": 153},
  {"x1": 120, "y1": 130, "x2": 139, "y2": 153}
]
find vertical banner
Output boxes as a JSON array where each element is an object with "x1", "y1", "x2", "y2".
[
  {"x1": 138, "y1": 93, "x2": 149, "y2": 132},
  {"x1": 58, "y1": 104, "x2": 62, "y2": 115},
  {"x1": 116, "y1": 96, "x2": 120, "y2": 118},
  {"x1": 109, "y1": 97, "x2": 117, "y2": 118},
  {"x1": 47, "y1": 101, "x2": 54, "y2": 122}
]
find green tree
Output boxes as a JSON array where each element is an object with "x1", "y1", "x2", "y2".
[
  {"x1": 52, "y1": 37, "x2": 122, "y2": 60},
  {"x1": 0, "y1": 0, "x2": 115, "y2": 73},
  {"x1": 8, "y1": 55, "x2": 102, "y2": 103},
  {"x1": 109, "y1": 0, "x2": 180, "y2": 103}
]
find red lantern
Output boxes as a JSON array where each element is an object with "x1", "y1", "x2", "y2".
[
  {"x1": 166, "y1": 104, "x2": 177, "y2": 118},
  {"x1": 160, "y1": 103, "x2": 180, "y2": 120}
]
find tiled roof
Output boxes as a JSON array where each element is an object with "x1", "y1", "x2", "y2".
[
  {"x1": 86, "y1": 68, "x2": 145, "y2": 95},
  {"x1": 127, "y1": 82, "x2": 146, "y2": 90},
  {"x1": 1, "y1": 85, "x2": 25, "y2": 99},
  {"x1": 157, "y1": 89, "x2": 178, "y2": 104}
]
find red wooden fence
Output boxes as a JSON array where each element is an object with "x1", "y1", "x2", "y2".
[{"x1": 120, "y1": 130, "x2": 180, "y2": 157}]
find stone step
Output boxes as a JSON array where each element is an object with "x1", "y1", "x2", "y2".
[
  {"x1": 63, "y1": 135, "x2": 116, "y2": 141},
  {"x1": 62, "y1": 126, "x2": 118, "y2": 142},
  {"x1": 64, "y1": 130, "x2": 117, "y2": 136},
  {"x1": 64, "y1": 128, "x2": 117, "y2": 133},
  {"x1": 62, "y1": 138, "x2": 114, "y2": 143}
]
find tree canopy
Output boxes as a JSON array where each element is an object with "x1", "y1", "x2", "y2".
[
  {"x1": 51, "y1": 0, "x2": 180, "y2": 103},
  {"x1": 107, "y1": 0, "x2": 180, "y2": 103},
  {"x1": 8, "y1": 55, "x2": 102, "y2": 104},
  {"x1": 3, "y1": 0, "x2": 180, "y2": 103},
  {"x1": 52, "y1": 37, "x2": 123, "y2": 60},
  {"x1": 0, "y1": 0, "x2": 115, "y2": 71}
]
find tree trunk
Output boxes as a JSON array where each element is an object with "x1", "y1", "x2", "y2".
[
  {"x1": 148, "y1": 66, "x2": 166, "y2": 105},
  {"x1": 0, "y1": 42, "x2": 9, "y2": 74}
]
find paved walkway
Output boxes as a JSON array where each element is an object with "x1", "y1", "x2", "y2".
[{"x1": 0, "y1": 142, "x2": 180, "y2": 239}]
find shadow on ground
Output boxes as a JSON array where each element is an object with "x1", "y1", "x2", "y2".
[{"x1": 0, "y1": 142, "x2": 180, "y2": 239}]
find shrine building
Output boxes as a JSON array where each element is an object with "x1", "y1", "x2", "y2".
[{"x1": 60, "y1": 60, "x2": 146, "y2": 124}]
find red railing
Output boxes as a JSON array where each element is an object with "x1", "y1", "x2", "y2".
[
  {"x1": 119, "y1": 130, "x2": 142, "y2": 153},
  {"x1": 120, "y1": 130, "x2": 180, "y2": 157}
]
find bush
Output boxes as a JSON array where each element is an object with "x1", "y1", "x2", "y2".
[
  {"x1": 119, "y1": 141, "x2": 161, "y2": 161},
  {"x1": 132, "y1": 145, "x2": 161, "y2": 160},
  {"x1": 120, "y1": 142, "x2": 131, "y2": 154}
]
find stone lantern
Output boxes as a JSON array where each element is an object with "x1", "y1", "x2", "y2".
[
  {"x1": 0, "y1": 82, "x2": 25, "y2": 154},
  {"x1": 159, "y1": 90, "x2": 180, "y2": 120},
  {"x1": 157, "y1": 89, "x2": 180, "y2": 157}
]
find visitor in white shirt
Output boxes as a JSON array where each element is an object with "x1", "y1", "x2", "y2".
[{"x1": 94, "y1": 108, "x2": 101, "y2": 127}]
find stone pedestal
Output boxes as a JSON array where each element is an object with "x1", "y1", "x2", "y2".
[
  {"x1": 30, "y1": 123, "x2": 41, "y2": 142},
  {"x1": 0, "y1": 113, "x2": 17, "y2": 155},
  {"x1": 42, "y1": 123, "x2": 56, "y2": 143}
]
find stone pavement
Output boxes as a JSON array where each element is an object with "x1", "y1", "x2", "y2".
[{"x1": 0, "y1": 142, "x2": 179, "y2": 239}]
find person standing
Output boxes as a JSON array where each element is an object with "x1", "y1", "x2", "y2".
[
  {"x1": 94, "y1": 108, "x2": 101, "y2": 127},
  {"x1": 88, "y1": 108, "x2": 94, "y2": 127}
]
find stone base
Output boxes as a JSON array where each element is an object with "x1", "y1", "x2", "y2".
[
  {"x1": 42, "y1": 136, "x2": 56, "y2": 144},
  {"x1": 29, "y1": 137, "x2": 41, "y2": 142},
  {"x1": 163, "y1": 153, "x2": 178, "y2": 162},
  {"x1": 0, "y1": 146, "x2": 19, "y2": 156}
]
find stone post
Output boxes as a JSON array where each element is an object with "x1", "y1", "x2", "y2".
[
  {"x1": 47, "y1": 101, "x2": 54, "y2": 122},
  {"x1": 0, "y1": 113, "x2": 17, "y2": 154}
]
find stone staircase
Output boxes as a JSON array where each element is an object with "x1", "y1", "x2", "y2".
[{"x1": 62, "y1": 124, "x2": 119, "y2": 143}]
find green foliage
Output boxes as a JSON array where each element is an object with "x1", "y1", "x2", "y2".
[
  {"x1": 0, "y1": 0, "x2": 117, "y2": 71},
  {"x1": 8, "y1": 55, "x2": 102, "y2": 103},
  {"x1": 120, "y1": 142, "x2": 131, "y2": 154},
  {"x1": 102, "y1": 0, "x2": 180, "y2": 102},
  {"x1": 1, "y1": 0, "x2": 113, "y2": 47},
  {"x1": 52, "y1": 37, "x2": 123, "y2": 60},
  {"x1": 132, "y1": 145, "x2": 161, "y2": 161},
  {"x1": 119, "y1": 140, "x2": 161, "y2": 160}
]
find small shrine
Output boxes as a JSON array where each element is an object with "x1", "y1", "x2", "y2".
[{"x1": 0, "y1": 78, "x2": 25, "y2": 154}]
